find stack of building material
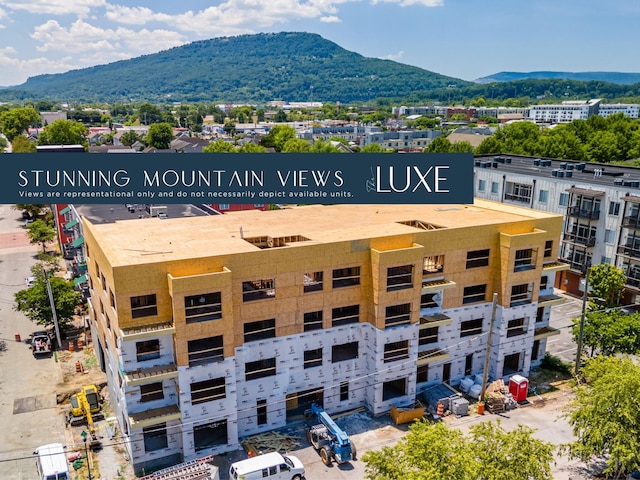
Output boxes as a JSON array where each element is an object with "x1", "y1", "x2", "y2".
[
  {"x1": 138, "y1": 455, "x2": 218, "y2": 480},
  {"x1": 484, "y1": 379, "x2": 510, "y2": 414},
  {"x1": 419, "y1": 383, "x2": 462, "y2": 415},
  {"x1": 486, "y1": 392, "x2": 506, "y2": 414},
  {"x1": 450, "y1": 396, "x2": 470, "y2": 416}
]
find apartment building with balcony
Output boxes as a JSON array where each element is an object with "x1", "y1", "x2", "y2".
[
  {"x1": 82, "y1": 202, "x2": 564, "y2": 474},
  {"x1": 473, "y1": 154, "x2": 640, "y2": 298}
]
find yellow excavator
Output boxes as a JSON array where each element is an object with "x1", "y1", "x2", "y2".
[{"x1": 67, "y1": 385, "x2": 104, "y2": 428}]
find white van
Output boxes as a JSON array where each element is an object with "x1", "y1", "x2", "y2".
[
  {"x1": 229, "y1": 452, "x2": 305, "y2": 480},
  {"x1": 34, "y1": 443, "x2": 69, "y2": 480}
]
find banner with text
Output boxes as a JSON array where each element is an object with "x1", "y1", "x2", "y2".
[{"x1": 4, "y1": 152, "x2": 473, "y2": 204}]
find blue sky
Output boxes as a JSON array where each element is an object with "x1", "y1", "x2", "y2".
[{"x1": 0, "y1": 0, "x2": 638, "y2": 88}]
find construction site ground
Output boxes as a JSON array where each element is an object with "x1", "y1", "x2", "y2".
[{"x1": 59, "y1": 345, "x2": 136, "y2": 480}]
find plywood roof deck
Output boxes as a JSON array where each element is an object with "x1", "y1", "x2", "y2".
[{"x1": 86, "y1": 200, "x2": 558, "y2": 266}]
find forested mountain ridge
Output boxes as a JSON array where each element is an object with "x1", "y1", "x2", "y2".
[
  {"x1": 475, "y1": 71, "x2": 640, "y2": 85},
  {"x1": 0, "y1": 32, "x2": 470, "y2": 104}
]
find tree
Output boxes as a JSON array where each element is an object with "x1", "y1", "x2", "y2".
[
  {"x1": 137, "y1": 103, "x2": 165, "y2": 125},
  {"x1": 14, "y1": 271, "x2": 84, "y2": 330},
  {"x1": 451, "y1": 140, "x2": 474, "y2": 153},
  {"x1": 274, "y1": 110, "x2": 288, "y2": 122},
  {"x1": 203, "y1": 139, "x2": 235, "y2": 153},
  {"x1": 281, "y1": 138, "x2": 311, "y2": 152},
  {"x1": 13, "y1": 204, "x2": 46, "y2": 219},
  {"x1": 424, "y1": 136, "x2": 453, "y2": 152},
  {"x1": 573, "y1": 310, "x2": 640, "y2": 357},
  {"x1": 587, "y1": 263, "x2": 625, "y2": 311},
  {"x1": 260, "y1": 125, "x2": 297, "y2": 152},
  {"x1": 311, "y1": 140, "x2": 343, "y2": 153},
  {"x1": 0, "y1": 107, "x2": 40, "y2": 141},
  {"x1": 222, "y1": 121, "x2": 236, "y2": 136},
  {"x1": 25, "y1": 219, "x2": 56, "y2": 252},
  {"x1": 363, "y1": 420, "x2": 554, "y2": 480},
  {"x1": 37, "y1": 119, "x2": 88, "y2": 146},
  {"x1": 565, "y1": 356, "x2": 640, "y2": 478},
  {"x1": 146, "y1": 123, "x2": 174, "y2": 150},
  {"x1": 120, "y1": 130, "x2": 140, "y2": 147},
  {"x1": 360, "y1": 143, "x2": 386, "y2": 153},
  {"x1": 237, "y1": 142, "x2": 267, "y2": 153}
]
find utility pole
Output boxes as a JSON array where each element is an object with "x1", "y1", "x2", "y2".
[
  {"x1": 480, "y1": 293, "x2": 499, "y2": 400},
  {"x1": 575, "y1": 266, "x2": 591, "y2": 375},
  {"x1": 43, "y1": 268, "x2": 63, "y2": 350}
]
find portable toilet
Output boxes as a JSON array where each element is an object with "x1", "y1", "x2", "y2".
[{"x1": 509, "y1": 375, "x2": 529, "y2": 402}]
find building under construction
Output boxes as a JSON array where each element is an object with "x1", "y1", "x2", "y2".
[{"x1": 82, "y1": 201, "x2": 566, "y2": 473}]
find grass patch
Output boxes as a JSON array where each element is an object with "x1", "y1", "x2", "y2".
[{"x1": 529, "y1": 353, "x2": 574, "y2": 394}]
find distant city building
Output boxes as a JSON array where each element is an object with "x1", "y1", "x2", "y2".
[
  {"x1": 360, "y1": 129, "x2": 441, "y2": 151},
  {"x1": 527, "y1": 99, "x2": 602, "y2": 123},
  {"x1": 597, "y1": 103, "x2": 640, "y2": 119}
]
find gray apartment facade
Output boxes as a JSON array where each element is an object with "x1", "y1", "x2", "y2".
[{"x1": 473, "y1": 154, "x2": 640, "y2": 299}]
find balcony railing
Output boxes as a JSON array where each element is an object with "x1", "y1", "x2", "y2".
[
  {"x1": 558, "y1": 258, "x2": 590, "y2": 273},
  {"x1": 618, "y1": 244, "x2": 640, "y2": 258},
  {"x1": 622, "y1": 216, "x2": 640, "y2": 229},
  {"x1": 504, "y1": 193, "x2": 531, "y2": 204},
  {"x1": 626, "y1": 276, "x2": 640, "y2": 289},
  {"x1": 567, "y1": 206, "x2": 600, "y2": 220},
  {"x1": 564, "y1": 233, "x2": 597, "y2": 247}
]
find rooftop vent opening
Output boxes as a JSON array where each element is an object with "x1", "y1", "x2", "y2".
[
  {"x1": 398, "y1": 220, "x2": 445, "y2": 231},
  {"x1": 244, "y1": 235, "x2": 310, "y2": 249}
]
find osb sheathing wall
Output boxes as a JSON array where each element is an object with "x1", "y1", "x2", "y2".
[
  {"x1": 83, "y1": 221, "x2": 118, "y2": 352},
  {"x1": 84, "y1": 206, "x2": 564, "y2": 371},
  {"x1": 370, "y1": 242, "x2": 424, "y2": 329}
]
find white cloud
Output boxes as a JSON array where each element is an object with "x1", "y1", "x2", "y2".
[
  {"x1": 383, "y1": 50, "x2": 404, "y2": 61},
  {"x1": 0, "y1": 6, "x2": 8, "y2": 28},
  {"x1": 320, "y1": 15, "x2": 341, "y2": 23},
  {"x1": 103, "y1": 4, "x2": 156, "y2": 25},
  {"x1": 0, "y1": 0, "x2": 106, "y2": 16},
  {"x1": 371, "y1": 0, "x2": 442, "y2": 6},
  {"x1": 31, "y1": 19, "x2": 185, "y2": 56},
  {"x1": 0, "y1": 47, "x2": 79, "y2": 86},
  {"x1": 105, "y1": 0, "x2": 345, "y2": 34}
]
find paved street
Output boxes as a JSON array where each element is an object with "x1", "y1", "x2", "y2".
[
  {"x1": 547, "y1": 293, "x2": 583, "y2": 365},
  {"x1": 0, "y1": 205, "x2": 67, "y2": 478}
]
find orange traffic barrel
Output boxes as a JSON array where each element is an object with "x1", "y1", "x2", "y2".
[
  {"x1": 14, "y1": 332, "x2": 21, "y2": 342},
  {"x1": 68, "y1": 342, "x2": 75, "y2": 352},
  {"x1": 436, "y1": 402, "x2": 445, "y2": 417},
  {"x1": 75, "y1": 361, "x2": 83, "y2": 373},
  {"x1": 77, "y1": 337, "x2": 84, "y2": 349},
  {"x1": 477, "y1": 401, "x2": 485, "y2": 415}
]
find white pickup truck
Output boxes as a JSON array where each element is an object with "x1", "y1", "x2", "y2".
[{"x1": 31, "y1": 331, "x2": 53, "y2": 355}]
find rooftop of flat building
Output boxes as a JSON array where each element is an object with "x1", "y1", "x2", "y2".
[{"x1": 84, "y1": 200, "x2": 559, "y2": 266}]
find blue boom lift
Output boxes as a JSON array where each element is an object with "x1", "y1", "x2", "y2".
[{"x1": 304, "y1": 403, "x2": 356, "y2": 466}]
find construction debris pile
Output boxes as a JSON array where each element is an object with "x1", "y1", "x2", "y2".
[
  {"x1": 484, "y1": 379, "x2": 517, "y2": 414},
  {"x1": 242, "y1": 431, "x2": 301, "y2": 456}
]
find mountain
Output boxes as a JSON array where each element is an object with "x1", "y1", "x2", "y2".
[
  {"x1": 475, "y1": 71, "x2": 640, "y2": 85},
  {"x1": 0, "y1": 32, "x2": 470, "y2": 104}
]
